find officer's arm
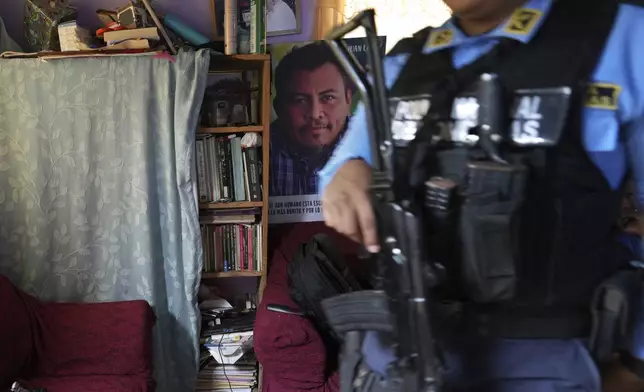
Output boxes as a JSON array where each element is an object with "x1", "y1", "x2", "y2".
[
  {"x1": 317, "y1": 102, "x2": 373, "y2": 193},
  {"x1": 317, "y1": 54, "x2": 409, "y2": 194}
]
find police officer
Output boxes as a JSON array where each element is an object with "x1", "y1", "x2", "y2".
[{"x1": 319, "y1": 0, "x2": 644, "y2": 390}]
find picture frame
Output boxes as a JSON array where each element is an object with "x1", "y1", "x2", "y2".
[
  {"x1": 266, "y1": 0, "x2": 301, "y2": 37},
  {"x1": 211, "y1": 0, "x2": 300, "y2": 41}
]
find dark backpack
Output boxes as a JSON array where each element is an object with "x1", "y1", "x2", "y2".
[{"x1": 287, "y1": 234, "x2": 363, "y2": 349}]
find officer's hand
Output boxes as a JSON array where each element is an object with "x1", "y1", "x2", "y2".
[
  {"x1": 322, "y1": 159, "x2": 380, "y2": 253},
  {"x1": 602, "y1": 357, "x2": 644, "y2": 392}
]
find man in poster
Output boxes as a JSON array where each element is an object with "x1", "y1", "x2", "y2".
[{"x1": 269, "y1": 42, "x2": 354, "y2": 197}]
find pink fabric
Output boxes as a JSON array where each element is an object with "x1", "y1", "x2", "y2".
[
  {"x1": 0, "y1": 275, "x2": 156, "y2": 392},
  {"x1": 255, "y1": 222, "x2": 362, "y2": 392}
]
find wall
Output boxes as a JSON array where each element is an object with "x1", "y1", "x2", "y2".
[{"x1": 0, "y1": 0, "x2": 316, "y2": 49}]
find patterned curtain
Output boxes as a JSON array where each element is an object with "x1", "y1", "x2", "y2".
[
  {"x1": 343, "y1": 0, "x2": 452, "y2": 50},
  {"x1": 0, "y1": 50, "x2": 209, "y2": 392}
]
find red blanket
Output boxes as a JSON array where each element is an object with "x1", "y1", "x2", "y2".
[{"x1": 255, "y1": 223, "x2": 361, "y2": 392}]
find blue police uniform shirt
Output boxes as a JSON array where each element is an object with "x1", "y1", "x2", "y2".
[
  {"x1": 317, "y1": 0, "x2": 644, "y2": 380},
  {"x1": 319, "y1": 0, "x2": 644, "y2": 207}
]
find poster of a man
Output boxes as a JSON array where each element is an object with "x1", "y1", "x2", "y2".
[
  {"x1": 268, "y1": 37, "x2": 386, "y2": 224},
  {"x1": 270, "y1": 42, "x2": 354, "y2": 197}
]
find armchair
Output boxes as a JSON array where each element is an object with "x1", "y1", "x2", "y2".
[{"x1": 0, "y1": 275, "x2": 156, "y2": 392}]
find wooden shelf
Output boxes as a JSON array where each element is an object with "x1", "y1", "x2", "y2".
[
  {"x1": 202, "y1": 271, "x2": 264, "y2": 279},
  {"x1": 198, "y1": 125, "x2": 263, "y2": 134},
  {"x1": 199, "y1": 201, "x2": 263, "y2": 209},
  {"x1": 208, "y1": 54, "x2": 270, "y2": 72},
  {"x1": 212, "y1": 54, "x2": 269, "y2": 62}
]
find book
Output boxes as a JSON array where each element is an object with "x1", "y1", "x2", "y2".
[
  {"x1": 195, "y1": 135, "x2": 262, "y2": 204},
  {"x1": 103, "y1": 27, "x2": 159, "y2": 43},
  {"x1": 200, "y1": 223, "x2": 262, "y2": 273},
  {"x1": 106, "y1": 39, "x2": 150, "y2": 50},
  {"x1": 250, "y1": 0, "x2": 266, "y2": 54},
  {"x1": 225, "y1": 0, "x2": 239, "y2": 54}
]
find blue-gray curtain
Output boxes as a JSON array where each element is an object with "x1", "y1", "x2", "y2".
[{"x1": 0, "y1": 50, "x2": 208, "y2": 392}]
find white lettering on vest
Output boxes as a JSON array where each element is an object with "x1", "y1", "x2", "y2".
[
  {"x1": 451, "y1": 97, "x2": 479, "y2": 143},
  {"x1": 390, "y1": 98, "x2": 431, "y2": 142},
  {"x1": 512, "y1": 96, "x2": 544, "y2": 143}
]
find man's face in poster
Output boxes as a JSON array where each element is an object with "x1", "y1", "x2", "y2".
[{"x1": 280, "y1": 62, "x2": 352, "y2": 152}]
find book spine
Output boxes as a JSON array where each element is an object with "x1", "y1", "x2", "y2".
[
  {"x1": 195, "y1": 139, "x2": 208, "y2": 202},
  {"x1": 245, "y1": 147, "x2": 261, "y2": 201},
  {"x1": 231, "y1": 137, "x2": 246, "y2": 201},
  {"x1": 224, "y1": 137, "x2": 234, "y2": 200},
  {"x1": 224, "y1": 225, "x2": 231, "y2": 271},
  {"x1": 216, "y1": 137, "x2": 230, "y2": 200},
  {"x1": 206, "y1": 137, "x2": 218, "y2": 201},
  {"x1": 216, "y1": 226, "x2": 224, "y2": 272},
  {"x1": 247, "y1": 225, "x2": 254, "y2": 271},
  {"x1": 250, "y1": 0, "x2": 265, "y2": 54},
  {"x1": 224, "y1": 0, "x2": 238, "y2": 54},
  {"x1": 238, "y1": 225, "x2": 245, "y2": 270}
]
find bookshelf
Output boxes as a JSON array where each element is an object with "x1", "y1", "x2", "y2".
[
  {"x1": 196, "y1": 53, "x2": 270, "y2": 392},
  {"x1": 197, "y1": 53, "x2": 271, "y2": 296}
]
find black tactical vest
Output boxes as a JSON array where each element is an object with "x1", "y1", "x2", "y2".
[{"x1": 386, "y1": 0, "x2": 634, "y2": 312}]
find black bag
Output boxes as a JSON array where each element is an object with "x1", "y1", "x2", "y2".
[{"x1": 287, "y1": 234, "x2": 363, "y2": 347}]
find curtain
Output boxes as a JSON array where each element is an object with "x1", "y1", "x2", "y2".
[{"x1": 0, "y1": 50, "x2": 209, "y2": 392}]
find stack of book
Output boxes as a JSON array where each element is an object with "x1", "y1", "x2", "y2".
[
  {"x1": 197, "y1": 352, "x2": 258, "y2": 392},
  {"x1": 200, "y1": 208, "x2": 263, "y2": 274},
  {"x1": 196, "y1": 135, "x2": 262, "y2": 204},
  {"x1": 198, "y1": 299, "x2": 258, "y2": 392}
]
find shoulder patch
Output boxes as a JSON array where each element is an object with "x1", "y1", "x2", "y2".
[
  {"x1": 504, "y1": 8, "x2": 543, "y2": 35},
  {"x1": 427, "y1": 28, "x2": 454, "y2": 49},
  {"x1": 585, "y1": 83, "x2": 622, "y2": 110}
]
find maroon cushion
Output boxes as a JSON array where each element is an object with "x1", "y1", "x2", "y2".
[
  {"x1": 27, "y1": 375, "x2": 153, "y2": 392},
  {"x1": 32, "y1": 300, "x2": 155, "y2": 378},
  {"x1": 0, "y1": 275, "x2": 36, "y2": 389}
]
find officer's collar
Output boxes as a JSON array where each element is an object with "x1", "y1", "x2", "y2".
[{"x1": 422, "y1": 0, "x2": 553, "y2": 55}]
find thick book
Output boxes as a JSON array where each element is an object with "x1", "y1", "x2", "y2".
[
  {"x1": 250, "y1": 0, "x2": 266, "y2": 54},
  {"x1": 243, "y1": 147, "x2": 261, "y2": 201}
]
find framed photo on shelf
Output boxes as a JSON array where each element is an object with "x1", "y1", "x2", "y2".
[{"x1": 267, "y1": 0, "x2": 301, "y2": 36}]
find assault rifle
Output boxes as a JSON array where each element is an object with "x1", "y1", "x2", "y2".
[{"x1": 323, "y1": 10, "x2": 444, "y2": 392}]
